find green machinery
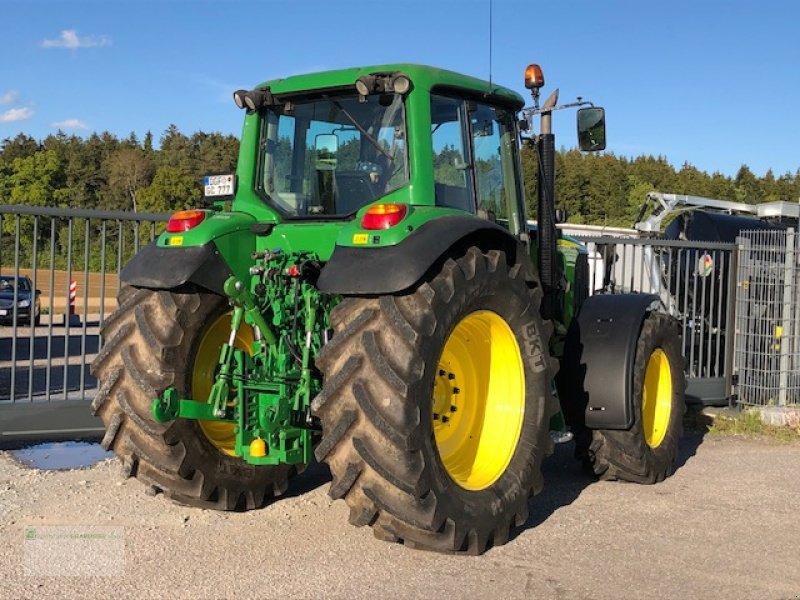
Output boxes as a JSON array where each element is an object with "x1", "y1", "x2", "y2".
[{"x1": 92, "y1": 63, "x2": 685, "y2": 554}]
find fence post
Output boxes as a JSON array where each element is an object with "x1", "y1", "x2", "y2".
[
  {"x1": 68, "y1": 279, "x2": 76, "y2": 316},
  {"x1": 725, "y1": 241, "x2": 739, "y2": 406},
  {"x1": 779, "y1": 228, "x2": 795, "y2": 406}
]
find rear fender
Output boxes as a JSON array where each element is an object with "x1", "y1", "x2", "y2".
[
  {"x1": 122, "y1": 212, "x2": 256, "y2": 294},
  {"x1": 316, "y1": 215, "x2": 522, "y2": 295},
  {"x1": 562, "y1": 293, "x2": 661, "y2": 429},
  {"x1": 121, "y1": 241, "x2": 234, "y2": 295}
]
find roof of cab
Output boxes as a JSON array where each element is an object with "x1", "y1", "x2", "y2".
[{"x1": 257, "y1": 63, "x2": 525, "y2": 108}]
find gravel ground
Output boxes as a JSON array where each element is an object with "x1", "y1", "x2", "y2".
[{"x1": 1, "y1": 434, "x2": 799, "y2": 600}]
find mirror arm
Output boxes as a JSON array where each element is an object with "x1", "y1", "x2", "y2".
[{"x1": 523, "y1": 98, "x2": 595, "y2": 117}]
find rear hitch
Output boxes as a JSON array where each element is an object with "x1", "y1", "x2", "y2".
[{"x1": 149, "y1": 251, "x2": 335, "y2": 467}]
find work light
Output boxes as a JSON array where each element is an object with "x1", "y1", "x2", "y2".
[
  {"x1": 389, "y1": 74, "x2": 411, "y2": 94},
  {"x1": 355, "y1": 75, "x2": 376, "y2": 96},
  {"x1": 524, "y1": 64, "x2": 545, "y2": 89},
  {"x1": 233, "y1": 90, "x2": 248, "y2": 110}
]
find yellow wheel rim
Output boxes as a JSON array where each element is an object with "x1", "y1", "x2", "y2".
[
  {"x1": 191, "y1": 312, "x2": 253, "y2": 456},
  {"x1": 433, "y1": 310, "x2": 525, "y2": 491},
  {"x1": 642, "y1": 348, "x2": 673, "y2": 448}
]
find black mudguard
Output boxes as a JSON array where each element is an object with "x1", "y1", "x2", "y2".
[
  {"x1": 317, "y1": 215, "x2": 520, "y2": 295},
  {"x1": 562, "y1": 293, "x2": 661, "y2": 430},
  {"x1": 120, "y1": 241, "x2": 232, "y2": 295}
]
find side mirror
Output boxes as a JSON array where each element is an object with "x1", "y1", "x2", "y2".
[
  {"x1": 472, "y1": 118, "x2": 494, "y2": 137},
  {"x1": 577, "y1": 107, "x2": 606, "y2": 152},
  {"x1": 35, "y1": 289, "x2": 41, "y2": 296},
  {"x1": 314, "y1": 134, "x2": 339, "y2": 171},
  {"x1": 555, "y1": 208, "x2": 569, "y2": 224}
]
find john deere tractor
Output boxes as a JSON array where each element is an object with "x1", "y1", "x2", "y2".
[{"x1": 91, "y1": 63, "x2": 685, "y2": 554}]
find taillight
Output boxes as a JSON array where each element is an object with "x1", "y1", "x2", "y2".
[
  {"x1": 166, "y1": 210, "x2": 206, "y2": 233},
  {"x1": 361, "y1": 204, "x2": 408, "y2": 230}
]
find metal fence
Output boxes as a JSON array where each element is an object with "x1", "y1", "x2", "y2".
[
  {"x1": 3, "y1": 204, "x2": 791, "y2": 443},
  {"x1": 577, "y1": 236, "x2": 737, "y2": 405},
  {"x1": 734, "y1": 229, "x2": 800, "y2": 407},
  {"x1": 0, "y1": 205, "x2": 168, "y2": 445}
]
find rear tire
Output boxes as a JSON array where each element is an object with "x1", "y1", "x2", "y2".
[
  {"x1": 570, "y1": 312, "x2": 685, "y2": 483},
  {"x1": 312, "y1": 248, "x2": 557, "y2": 554},
  {"x1": 90, "y1": 287, "x2": 300, "y2": 510}
]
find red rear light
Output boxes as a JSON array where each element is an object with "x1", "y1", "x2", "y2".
[
  {"x1": 361, "y1": 204, "x2": 408, "y2": 230},
  {"x1": 166, "y1": 210, "x2": 206, "y2": 233}
]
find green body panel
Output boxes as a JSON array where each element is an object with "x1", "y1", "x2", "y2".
[
  {"x1": 157, "y1": 210, "x2": 255, "y2": 248},
  {"x1": 257, "y1": 222, "x2": 343, "y2": 261},
  {"x1": 159, "y1": 210, "x2": 257, "y2": 284},
  {"x1": 338, "y1": 204, "x2": 469, "y2": 248}
]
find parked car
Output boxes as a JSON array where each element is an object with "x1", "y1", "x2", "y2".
[{"x1": 0, "y1": 276, "x2": 41, "y2": 326}]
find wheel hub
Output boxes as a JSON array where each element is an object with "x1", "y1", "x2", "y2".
[
  {"x1": 432, "y1": 368, "x2": 460, "y2": 426},
  {"x1": 642, "y1": 348, "x2": 673, "y2": 448},
  {"x1": 433, "y1": 310, "x2": 525, "y2": 491}
]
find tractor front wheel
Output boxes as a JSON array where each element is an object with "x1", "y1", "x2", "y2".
[
  {"x1": 574, "y1": 312, "x2": 686, "y2": 483},
  {"x1": 90, "y1": 287, "x2": 300, "y2": 510},
  {"x1": 312, "y1": 247, "x2": 557, "y2": 554}
]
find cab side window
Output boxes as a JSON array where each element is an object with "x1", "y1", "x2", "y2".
[
  {"x1": 470, "y1": 103, "x2": 522, "y2": 231},
  {"x1": 430, "y1": 95, "x2": 475, "y2": 212}
]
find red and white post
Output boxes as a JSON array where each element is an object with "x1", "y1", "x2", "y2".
[{"x1": 69, "y1": 279, "x2": 76, "y2": 316}]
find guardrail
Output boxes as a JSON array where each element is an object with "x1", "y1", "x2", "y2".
[
  {"x1": 0, "y1": 205, "x2": 168, "y2": 445},
  {"x1": 0, "y1": 205, "x2": 775, "y2": 443}
]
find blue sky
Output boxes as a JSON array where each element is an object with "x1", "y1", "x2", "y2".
[{"x1": 1, "y1": 0, "x2": 798, "y2": 178}]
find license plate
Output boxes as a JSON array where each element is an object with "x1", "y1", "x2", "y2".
[
  {"x1": 204, "y1": 174, "x2": 235, "y2": 198},
  {"x1": 0, "y1": 310, "x2": 6, "y2": 316}
]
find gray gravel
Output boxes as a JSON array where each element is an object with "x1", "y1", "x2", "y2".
[{"x1": 1, "y1": 434, "x2": 799, "y2": 599}]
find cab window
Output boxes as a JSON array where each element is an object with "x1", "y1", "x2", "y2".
[
  {"x1": 430, "y1": 94, "x2": 475, "y2": 212},
  {"x1": 470, "y1": 103, "x2": 523, "y2": 232}
]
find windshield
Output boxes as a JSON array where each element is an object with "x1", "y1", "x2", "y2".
[
  {"x1": 257, "y1": 93, "x2": 408, "y2": 217},
  {"x1": 0, "y1": 277, "x2": 29, "y2": 293}
]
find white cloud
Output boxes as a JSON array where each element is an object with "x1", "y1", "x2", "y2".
[
  {"x1": 42, "y1": 30, "x2": 111, "y2": 49},
  {"x1": 0, "y1": 91, "x2": 18, "y2": 105},
  {"x1": 51, "y1": 118, "x2": 89, "y2": 130},
  {"x1": 0, "y1": 107, "x2": 34, "y2": 123}
]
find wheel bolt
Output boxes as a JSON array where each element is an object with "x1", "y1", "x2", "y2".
[
  {"x1": 438, "y1": 369, "x2": 446, "y2": 376},
  {"x1": 433, "y1": 413, "x2": 440, "y2": 420},
  {"x1": 441, "y1": 416, "x2": 450, "y2": 423},
  {"x1": 450, "y1": 405, "x2": 457, "y2": 412},
  {"x1": 447, "y1": 373, "x2": 455, "y2": 380},
  {"x1": 452, "y1": 387, "x2": 460, "y2": 394}
]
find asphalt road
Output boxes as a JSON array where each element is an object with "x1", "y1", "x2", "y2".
[{"x1": 1, "y1": 434, "x2": 799, "y2": 599}]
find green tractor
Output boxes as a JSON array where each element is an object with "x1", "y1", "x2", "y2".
[{"x1": 91, "y1": 63, "x2": 685, "y2": 554}]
